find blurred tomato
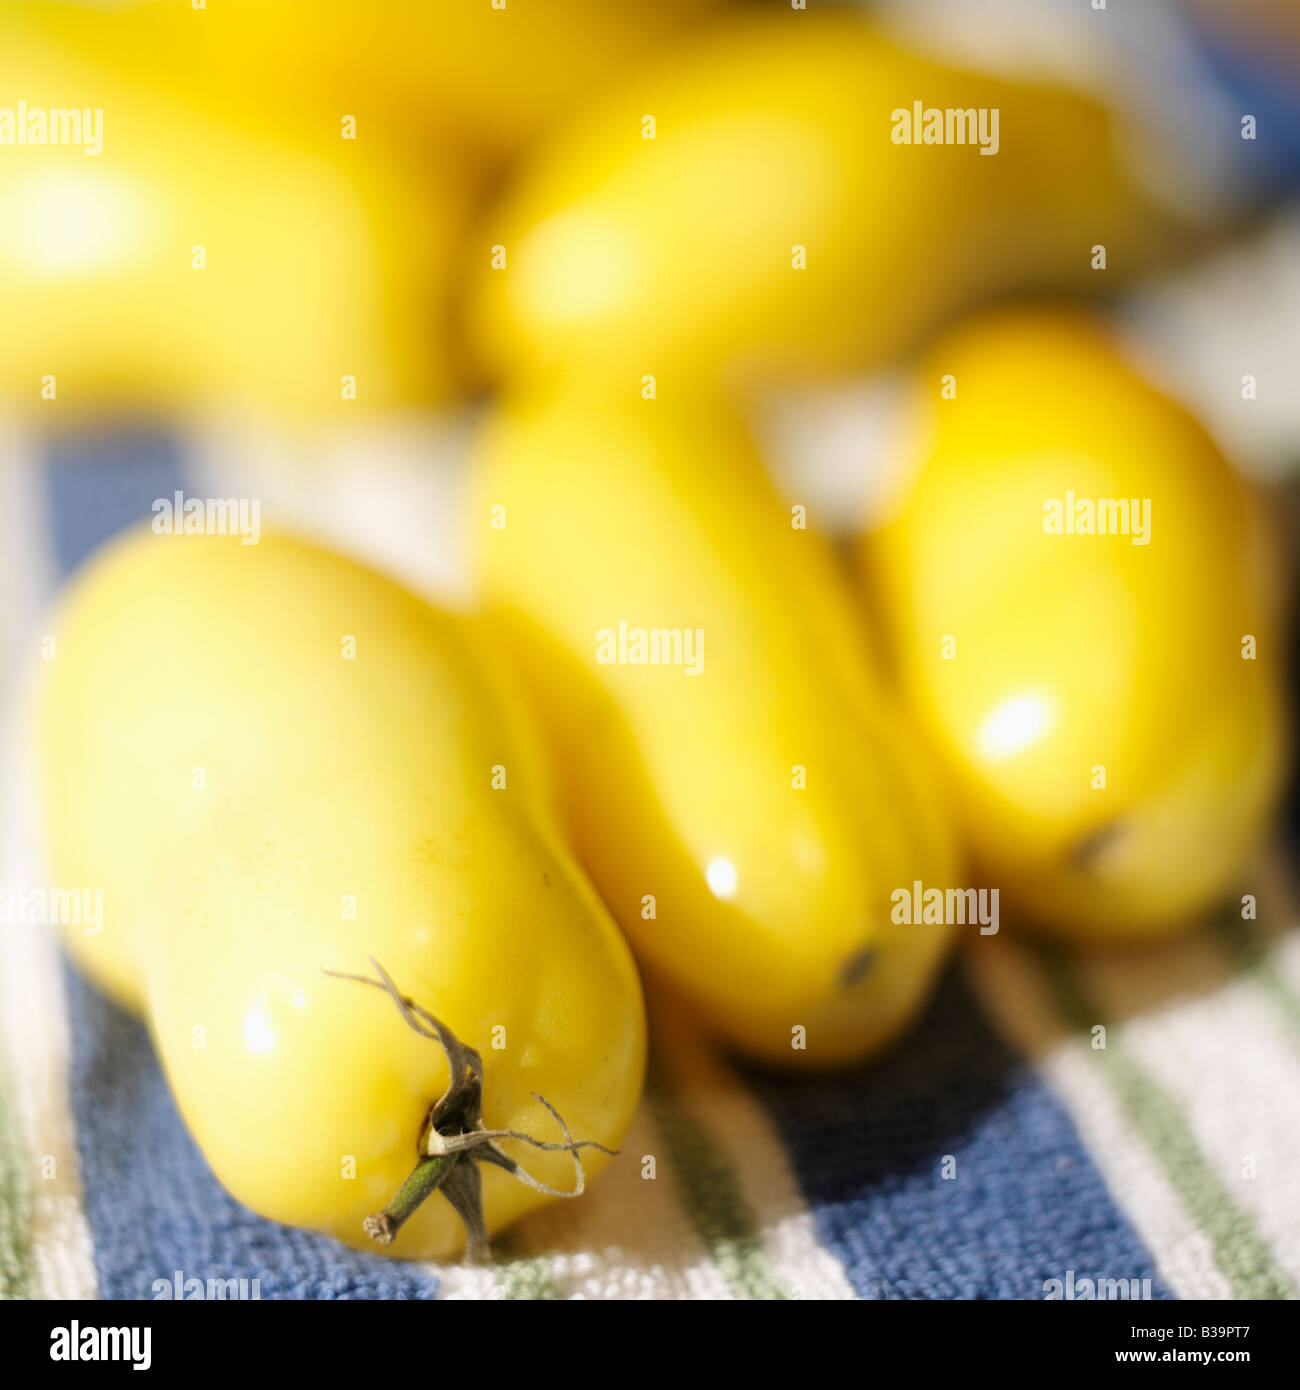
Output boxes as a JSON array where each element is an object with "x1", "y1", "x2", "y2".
[
  {"x1": 0, "y1": 3, "x2": 471, "y2": 419},
  {"x1": 93, "y1": 0, "x2": 726, "y2": 167},
  {"x1": 865, "y1": 311, "x2": 1289, "y2": 942},
  {"x1": 474, "y1": 387, "x2": 958, "y2": 1065},
  {"x1": 472, "y1": 10, "x2": 1187, "y2": 391}
]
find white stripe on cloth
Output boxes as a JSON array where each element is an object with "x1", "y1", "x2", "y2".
[
  {"x1": 0, "y1": 448, "x2": 99, "y2": 1299},
  {"x1": 186, "y1": 413, "x2": 478, "y2": 609},
  {"x1": 0, "y1": 432, "x2": 56, "y2": 673},
  {"x1": 644, "y1": 994, "x2": 857, "y2": 1301},
  {"x1": 1068, "y1": 917, "x2": 1300, "y2": 1291},
  {"x1": 964, "y1": 936, "x2": 1233, "y2": 1299},
  {"x1": 1120, "y1": 979, "x2": 1300, "y2": 1288}
]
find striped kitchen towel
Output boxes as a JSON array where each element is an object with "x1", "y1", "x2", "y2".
[{"x1": 0, "y1": 435, "x2": 1296, "y2": 1301}]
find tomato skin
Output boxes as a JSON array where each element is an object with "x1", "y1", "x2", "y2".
[
  {"x1": 472, "y1": 11, "x2": 1181, "y2": 390},
  {"x1": 0, "y1": 6, "x2": 470, "y2": 419},
  {"x1": 35, "y1": 531, "x2": 645, "y2": 1258},
  {"x1": 864, "y1": 311, "x2": 1289, "y2": 942},
  {"x1": 473, "y1": 391, "x2": 958, "y2": 1067}
]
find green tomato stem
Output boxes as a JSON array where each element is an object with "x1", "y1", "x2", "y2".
[
  {"x1": 331, "y1": 961, "x2": 608, "y2": 1261},
  {"x1": 363, "y1": 1153, "x2": 457, "y2": 1246}
]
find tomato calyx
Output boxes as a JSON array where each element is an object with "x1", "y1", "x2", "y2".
[{"x1": 324, "y1": 959, "x2": 616, "y2": 1261}]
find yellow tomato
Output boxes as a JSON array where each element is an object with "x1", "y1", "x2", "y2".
[
  {"x1": 0, "y1": 8, "x2": 469, "y2": 419},
  {"x1": 34, "y1": 530, "x2": 645, "y2": 1258},
  {"x1": 472, "y1": 10, "x2": 1182, "y2": 390},
  {"x1": 68, "y1": 0, "x2": 722, "y2": 167},
  {"x1": 864, "y1": 310, "x2": 1289, "y2": 942},
  {"x1": 472, "y1": 391, "x2": 957, "y2": 1066}
]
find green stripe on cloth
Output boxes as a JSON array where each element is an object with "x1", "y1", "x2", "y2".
[
  {"x1": 498, "y1": 1261, "x2": 563, "y2": 1300},
  {"x1": 491, "y1": 1238, "x2": 564, "y2": 1300},
  {"x1": 0, "y1": 1063, "x2": 35, "y2": 1300},
  {"x1": 1032, "y1": 942, "x2": 1296, "y2": 1301},
  {"x1": 645, "y1": 1058, "x2": 789, "y2": 1300}
]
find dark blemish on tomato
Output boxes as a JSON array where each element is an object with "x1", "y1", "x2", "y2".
[
  {"x1": 840, "y1": 947, "x2": 876, "y2": 988},
  {"x1": 1071, "y1": 819, "x2": 1128, "y2": 870}
]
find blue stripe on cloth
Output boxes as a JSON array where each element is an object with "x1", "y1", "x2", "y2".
[
  {"x1": 1182, "y1": 20, "x2": 1300, "y2": 195},
  {"x1": 44, "y1": 447, "x2": 442, "y2": 1300},
  {"x1": 43, "y1": 428, "x2": 188, "y2": 578},
  {"x1": 746, "y1": 964, "x2": 1172, "y2": 1300}
]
